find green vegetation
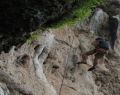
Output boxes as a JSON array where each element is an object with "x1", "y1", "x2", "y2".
[
  {"x1": 49, "y1": 0, "x2": 105, "y2": 29},
  {"x1": 27, "y1": 34, "x2": 39, "y2": 43}
]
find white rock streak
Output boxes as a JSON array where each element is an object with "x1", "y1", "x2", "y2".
[
  {"x1": 90, "y1": 8, "x2": 108, "y2": 34},
  {"x1": 33, "y1": 31, "x2": 56, "y2": 95},
  {"x1": 0, "y1": 87, "x2": 4, "y2": 95}
]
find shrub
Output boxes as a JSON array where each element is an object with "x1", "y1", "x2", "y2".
[
  {"x1": 48, "y1": 0, "x2": 105, "y2": 29},
  {"x1": 27, "y1": 34, "x2": 39, "y2": 43}
]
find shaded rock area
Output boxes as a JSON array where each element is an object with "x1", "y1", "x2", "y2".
[
  {"x1": 0, "y1": 0, "x2": 79, "y2": 53},
  {"x1": 100, "y1": 1, "x2": 120, "y2": 49}
]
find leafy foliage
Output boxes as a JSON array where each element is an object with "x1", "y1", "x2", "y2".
[
  {"x1": 49, "y1": 0, "x2": 104, "y2": 28},
  {"x1": 27, "y1": 34, "x2": 39, "y2": 43}
]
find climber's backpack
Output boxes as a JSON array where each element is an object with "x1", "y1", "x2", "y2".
[{"x1": 98, "y1": 40, "x2": 110, "y2": 50}]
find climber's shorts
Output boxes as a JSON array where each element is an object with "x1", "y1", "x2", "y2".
[{"x1": 85, "y1": 49, "x2": 107, "y2": 58}]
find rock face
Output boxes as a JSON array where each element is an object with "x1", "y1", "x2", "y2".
[
  {"x1": 0, "y1": 1, "x2": 120, "y2": 95},
  {"x1": 0, "y1": 9, "x2": 120, "y2": 95}
]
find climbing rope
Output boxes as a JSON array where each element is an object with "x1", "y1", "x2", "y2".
[{"x1": 59, "y1": 36, "x2": 74, "y2": 95}]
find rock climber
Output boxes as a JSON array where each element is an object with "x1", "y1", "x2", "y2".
[{"x1": 76, "y1": 38, "x2": 110, "y2": 71}]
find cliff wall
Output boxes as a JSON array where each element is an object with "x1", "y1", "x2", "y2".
[{"x1": 0, "y1": 1, "x2": 120, "y2": 95}]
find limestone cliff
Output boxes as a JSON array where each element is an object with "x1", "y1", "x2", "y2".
[{"x1": 0, "y1": 1, "x2": 120, "y2": 95}]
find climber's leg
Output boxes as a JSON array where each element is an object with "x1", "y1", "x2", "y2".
[
  {"x1": 76, "y1": 50, "x2": 95, "y2": 64},
  {"x1": 88, "y1": 57, "x2": 99, "y2": 71}
]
